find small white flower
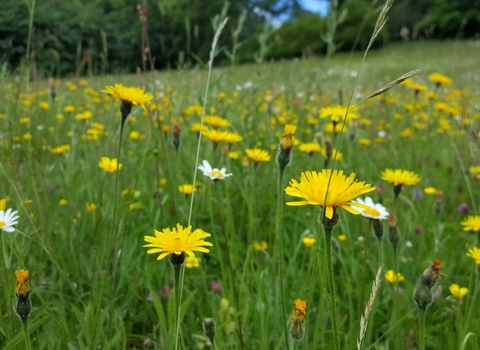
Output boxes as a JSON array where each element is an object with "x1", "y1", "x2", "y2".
[
  {"x1": 198, "y1": 160, "x2": 232, "y2": 181},
  {"x1": 378, "y1": 130, "x2": 387, "y2": 138},
  {"x1": 0, "y1": 208, "x2": 20, "y2": 233},
  {"x1": 351, "y1": 197, "x2": 389, "y2": 220},
  {"x1": 405, "y1": 241, "x2": 413, "y2": 248}
]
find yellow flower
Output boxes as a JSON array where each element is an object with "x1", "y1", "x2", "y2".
[
  {"x1": 129, "y1": 130, "x2": 140, "y2": 140},
  {"x1": 102, "y1": 84, "x2": 152, "y2": 111},
  {"x1": 280, "y1": 124, "x2": 297, "y2": 150},
  {"x1": 424, "y1": 187, "x2": 438, "y2": 195},
  {"x1": 429, "y1": 73, "x2": 452, "y2": 87},
  {"x1": 229, "y1": 151, "x2": 240, "y2": 160},
  {"x1": 449, "y1": 284, "x2": 468, "y2": 299},
  {"x1": 224, "y1": 132, "x2": 243, "y2": 145},
  {"x1": 461, "y1": 215, "x2": 480, "y2": 232},
  {"x1": 298, "y1": 142, "x2": 322, "y2": 155},
  {"x1": 246, "y1": 148, "x2": 271, "y2": 162},
  {"x1": 467, "y1": 247, "x2": 480, "y2": 264},
  {"x1": 292, "y1": 299, "x2": 307, "y2": 331},
  {"x1": 39, "y1": 101, "x2": 50, "y2": 110},
  {"x1": 86, "y1": 203, "x2": 97, "y2": 213},
  {"x1": 59, "y1": 199, "x2": 68, "y2": 206},
  {"x1": 22, "y1": 133, "x2": 32, "y2": 141},
  {"x1": 203, "y1": 129, "x2": 228, "y2": 144},
  {"x1": 19, "y1": 117, "x2": 30, "y2": 124},
  {"x1": 338, "y1": 234, "x2": 347, "y2": 242},
  {"x1": 160, "y1": 178, "x2": 167, "y2": 186},
  {"x1": 15, "y1": 270, "x2": 30, "y2": 296},
  {"x1": 384, "y1": 270, "x2": 405, "y2": 284},
  {"x1": 319, "y1": 105, "x2": 350, "y2": 123},
  {"x1": 98, "y1": 157, "x2": 122, "y2": 173},
  {"x1": 185, "y1": 256, "x2": 201, "y2": 268},
  {"x1": 380, "y1": 168, "x2": 420, "y2": 186},
  {"x1": 52, "y1": 144, "x2": 70, "y2": 155},
  {"x1": 64, "y1": 105, "x2": 75, "y2": 113},
  {"x1": 143, "y1": 223, "x2": 213, "y2": 261},
  {"x1": 253, "y1": 241, "x2": 268, "y2": 251},
  {"x1": 302, "y1": 237, "x2": 316, "y2": 247},
  {"x1": 179, "y1": 184, "x2": 196, "y2": 196},
  {"x1": 358, "y1": 138, "x2": 371, "y2": 146},
  {"x1": 204, "y1": 115, "x2": 231, "y2": 128},
  {"x1": 285, "y1": 169, "x2": 375, "y2": 219}
]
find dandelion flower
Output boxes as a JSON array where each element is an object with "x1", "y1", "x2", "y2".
[
  {"x1": 429, "y1": 73, "x2": 452, "y2": 87},
  {"x1": 98, "y1": 157, "x2": 122, "y2": 173},
  {"x1": 0, "y1": 208, "x2": 19, "y2": 233},
  {"x1": 449, "y1": 284, "x2": 468, "y2": 299},
  {"x1": 461, "y1": 215, "x2": 480, "y2": 232},
  {"x1": 198, "y1": 160, "x2": 232, "y2": 181},
  {"x1": 467, "y1": 247, "x2": 480, "y2": 264},
  {"x1": 292, "y1": 299, "x2": 307, "y2": 331},
  {"x1": 102, "y1": 84, "x2": 152, "y2": 118},
  {"x1": 302, "y1": 237, "x2": 316, "y2": 247},
  {"x1": 143, "y1": 223, "x2": 213, "y2": 261},
  {"x1": 424, "y1": 187, "x2": 438, "y2": 195},
  {"x1": 381, "y1": 169, "x2": 420, "y2": 186},
  {"x1": 384, "y1": 270, "x2": 405, "y2": 284},
  {"x1": 351, "y1": 197, "x2": 388, "y2": 220},
  {"x1": 185, "y1": 256, "x2": 201, "y2": 268},
  {"x1": 15, "y1": 270, "x2": 30, "y2": 296},
  {"x1": 253, "y1": 241, "x2": 268, "y2": 251},
  {"x1": 285, "y1": 169, "x2": 375, "y2": 219},
  {"x1": 179, "y1": 184, "x2": 196, "y2": 196},
  {"x1": 246, "y1": 148, "x2": 271, "y2": 163}
]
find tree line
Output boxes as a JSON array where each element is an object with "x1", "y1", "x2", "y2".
[{"x1": 0, "y1": 0, "x2": 478, "y2": 77}]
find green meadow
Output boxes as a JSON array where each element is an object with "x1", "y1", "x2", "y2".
[{"x1": 0, "y1": 39, "x2": 479, "y2": 350}]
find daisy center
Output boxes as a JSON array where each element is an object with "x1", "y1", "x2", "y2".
[
  {"x1": 0, "y1": 221, "x2": 5, "y2": 228},
  {"x1": 364, "y1": 207, "x2": 381, "y2": 217},
  {"x1": 210, "y1": 170, "x2": 223, "y2": 178}
]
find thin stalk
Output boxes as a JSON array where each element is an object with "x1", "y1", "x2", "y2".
[
  {"x1": 21, "y1": 319, "x2": 32, "y2": 350},
  {"x1": 418, "y1": 307, "x2": 426, "y2": 350},
  {"x1": 323, "y1": 225, "x2": 340, "y2": 350},
  {"x1": 0, "y1": 233, "x2": 15, "y2": 337},
  {"x1": 173, "y1": 263, "x2": 185, "y2": 350},
  {"x1": 276, "y1": 169, "x2": 290, "y2": 350},
  {"x1": 214, "y1": 185, "x2": 245, "y2": 350},
  {"x1": 94, "y1": 118, "x2": 125, "y2": 336}
]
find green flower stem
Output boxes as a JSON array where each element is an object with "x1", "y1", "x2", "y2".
[
  {"x1": 276, "y1": 169, "x2": 290, "y2": 350},
  {"x1": 418, "y1": 307, "x2": 426, "y2": 350},
  {"x1": 214, "y1": 185, "x2": 245, "y2": 350},
  {"x1": 0, "y1": 233, "x2": 15, "y2": 338},
  {"x1": 323, "y1": 223, "x2": 340, "y2": 350},
  {"x1": 21, "y1": 318, "x2": 32, "y2": 350},
  {"x1": 173, "y1": 263, "x2": 185, "y2": 350},
  {"x1": 94, "y1": 114, "x2": 126, "y2": 332}
]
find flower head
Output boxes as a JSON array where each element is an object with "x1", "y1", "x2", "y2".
[
  {"x1": 351, "y1": 197, "x2": 388, "y2": 220},
  {"x1": 292, "y1": 299, "x2": 307, "y2": 330},
  {"x1": 429, "y1": 73, "x2": 452, "y2": 87},
  {"x1": 449, "y1": 284, "x2": 468, "y2": 299},
  {"x1": 380, "y1": 168, "x2": 420, "y2": 186},
  {"x1": 15, "y1": 270, "x2": 30, "y2": 296},
  {"x1": 285, "y1": 169, "x2": 375, "y2": 219},
  {"x1": 246, "y1": 148, "x2": 271, "y2": 163},
  {"x1": 302, "y1": 237, "x2": 316, "y2": 247},
  {"x1": 280, "y1": 124, "x2": 297, "y2": 150},
  {"x1": 102, "y1": 84, "x2": 152, "y2": 112},
  {"x1": 0, "y1": 208, "x2": 19, "y2": 233},
  {"x1": 198, "y1": 160, "x2": 232, "y2": 181},
  {"x1": 384, "y1": 270, "x2": 405, "y2": 284},
  {"x1": 185, "y1": 256, "x2": 201, "y2": 268},
  {"x1": 467, "y1": 247, "x2": 480, "y2": 264},
  {"x1": 143, "y1": 223, "x2": 213, "y2": 262},
  {"x1": 461, "y1": 215, "x2": 480, "y2": 232},
  {"x1": 98, "y1": 157, "x2": 122, "y2": 173},
  {"x1": 179, "y1": 184, "x2": 196, "y2": 196}
]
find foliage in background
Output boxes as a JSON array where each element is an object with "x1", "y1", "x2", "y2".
[{"x1": 0, "y1": 0, "x2": 479, "y2": 76}]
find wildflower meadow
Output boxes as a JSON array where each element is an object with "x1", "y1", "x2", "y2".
[{"x1": 1, "y1": 7, "x2": 480, "y2": 350}]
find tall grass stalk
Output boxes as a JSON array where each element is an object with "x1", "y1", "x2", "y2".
[
  {"x1": 0, "y1": 233, "x2": 15, "y2": 339},
  {"x1": 276, "y1": 168, "x2": 290, "y2": 350},
  {"x1": 176, "y1": 17, "x2": 232, "y2": 350}
]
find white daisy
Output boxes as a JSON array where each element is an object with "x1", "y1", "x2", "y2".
[
  {"x1": 198, "y1": 160, "x2": 232, "y2": 181},
  {"x1": 0, "y1": 208, "x2": 20, "y2": 233},
  {"x1": 351, "y1": 197, "x2": 388, "y2": 220}
]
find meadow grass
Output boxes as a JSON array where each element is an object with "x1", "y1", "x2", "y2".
[{"x1": 0, "y1": 39, "x2": 479, "y2": 349}]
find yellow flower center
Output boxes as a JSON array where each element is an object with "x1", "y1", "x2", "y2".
[
  {"x1": 210, "y1": 170, "x2": 223, "y2": 178},
  {"x1": 0, "y1": 221, "x2": 5, "y2": 228},
  {"x1": 364, "y1": 207, "x2": 381, "y2": 217},
  {"x1": 173, "y1": 237, "x2": 183, "y2": 254}
]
